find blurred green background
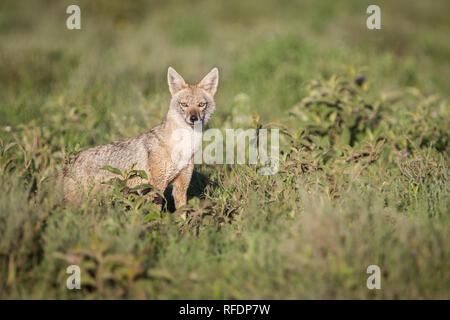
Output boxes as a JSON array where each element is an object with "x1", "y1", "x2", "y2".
[{"x1": 1, "y1": 0, "x2": 448, "y2": 131}]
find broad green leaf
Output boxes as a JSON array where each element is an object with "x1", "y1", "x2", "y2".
[{"x1": 101, "y1": 165, "x2": 122, "y2": 176}]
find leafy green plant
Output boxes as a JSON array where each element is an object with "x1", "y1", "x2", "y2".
[{"x1": 100, "y1": 163, "x2": 167, "y2": 220}]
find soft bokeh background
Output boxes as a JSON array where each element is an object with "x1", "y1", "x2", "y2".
[
  {"x1": 1, "y1": 0, "x2": 449, "y2": 132},
  {"x1": 0, "y1": 0, "x2": 448, "y2": 299}
]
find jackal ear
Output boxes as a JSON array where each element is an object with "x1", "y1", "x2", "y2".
[
  {"x1": 168, "y1": 67, "x2": 187, "y2": 95},
  {"x1": 198, "y1": 67, "x2": 219, "y2": 96}
]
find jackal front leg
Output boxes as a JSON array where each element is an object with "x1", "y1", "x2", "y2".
[{"x1": 172, "y1": 163, "x2": 194, "y2": 214}]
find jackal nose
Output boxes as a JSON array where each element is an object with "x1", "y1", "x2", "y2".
[{"x1": 190, "y1": 114, "x2": 198, "y2": 122}]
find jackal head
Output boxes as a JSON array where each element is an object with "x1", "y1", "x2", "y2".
[{"x1": 167, "y1": 67, "x2": 219, "y2": 127}]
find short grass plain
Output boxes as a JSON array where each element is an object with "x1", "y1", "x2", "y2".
[{"x1": 0, "y1": 0, "x2": 449, "y2": 299}]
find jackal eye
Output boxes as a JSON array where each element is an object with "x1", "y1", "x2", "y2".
[
  {"x1": 198, "y1": 102, "x2": 206, "y2": 107},
  {"x1": 180, "y1": 102, "x2": 187, "y2": 107}
]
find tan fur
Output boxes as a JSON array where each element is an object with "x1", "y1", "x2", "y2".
[{"x1": 63, "y1": 67, "x2": 219, "y2": 209}]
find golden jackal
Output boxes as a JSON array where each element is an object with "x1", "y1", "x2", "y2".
[{"x1": 63, "y1": 67, "x2": 219, "y2": 208}]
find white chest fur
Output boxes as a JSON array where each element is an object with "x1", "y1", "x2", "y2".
[{"x1": 169, "y1": 124, "x2": 202, "y2": 171}]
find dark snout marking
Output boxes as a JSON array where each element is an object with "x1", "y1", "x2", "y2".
[{"x1": 187, "y1": 106, "x2": 201, "y2": 122}]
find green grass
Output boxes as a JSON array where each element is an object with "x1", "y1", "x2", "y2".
[{"x1": 0, "y1": 0, "x2": 449, "y2": 299}]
